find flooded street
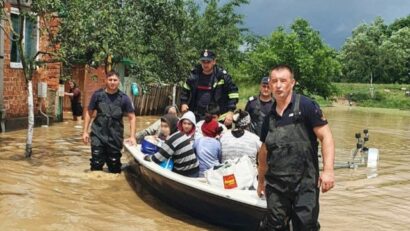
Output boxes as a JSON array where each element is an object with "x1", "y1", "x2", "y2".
[
  {"x1": 320, "y1": 107, "x2": 410, "y2": 230},
  {"x1": 0, "y1": 115, "x2": 223, "y2": 231},
  {"x1": 1, "y1": 106, "x2": 409, "y2": 230}
]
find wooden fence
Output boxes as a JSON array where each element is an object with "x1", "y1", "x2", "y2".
[
  {"x1": 64, "y1": 65, "x2": 181, "y2": 116},
  {"x1": 132, "y1": 84, "x2": 181, "y2": 116}
]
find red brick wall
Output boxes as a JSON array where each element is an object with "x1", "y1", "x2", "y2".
[
  {"x1": 64, "y1": 65, "x2": 106, "y2": 112},
  {"x1": 83, "y1": 66, "x2": 106, "y2": 109},
  {"x1": 2, "y1": 3, "x2": 61, "y2": 119}
]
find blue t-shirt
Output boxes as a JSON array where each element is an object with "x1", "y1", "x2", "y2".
[
  {"x1": 194, "y1": 136, "x2": 222, "y2": 177},
  {"x1": 260, "y1": 93, "x2": 327, "y2": 147},
  {"x1": 88, "y1": 89, "x2": 135, "y2": 114}
]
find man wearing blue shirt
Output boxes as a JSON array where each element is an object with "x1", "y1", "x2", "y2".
[
  {"x1": 257, "y1": 65, "x2": 335, "y2": 230},
  {"x1": 82, "y1": 71, "x2": 136, "y2": 173}
]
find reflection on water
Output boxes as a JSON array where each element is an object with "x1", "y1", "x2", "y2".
[{"x1": 0, "y1": 107, "x2": 409, "y2": 230}]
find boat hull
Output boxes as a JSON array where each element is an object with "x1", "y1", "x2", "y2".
[{"x1": 124, "y1": 146, "x2": 267, "y2": 230}]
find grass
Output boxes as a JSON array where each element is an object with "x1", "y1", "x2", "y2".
[
  {"x1": 237, "y1": 81, "x2": 259, "y2": 109},
  {"x1": 333, "y1": 82, "x2": 410, "y2": 110},
  {"x1": 236, "y1": 81, "x2": 410, "y2": 110}
]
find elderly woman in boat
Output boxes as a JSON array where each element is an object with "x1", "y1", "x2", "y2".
[{"x1": 220, "y1": 110, "x2": 261, "y2": 164}]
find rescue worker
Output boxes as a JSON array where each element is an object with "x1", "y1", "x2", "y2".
[
  {"x1": 82, "y1": 70, "x2": 136, "y2": 173},
  {"x1": 180, "y1": 49, "x2": 239, "y2": 127},
  {"x1": 257, "y1": 64, "x2": 335, "y2": 230},
  {"x1": 245, "y1": 76, "x2": 274, "y2": 137}
]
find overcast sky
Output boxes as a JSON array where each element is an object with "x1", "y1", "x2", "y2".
[{"x1": 234, "y1": 0, "x2": 410, "y2": 49}]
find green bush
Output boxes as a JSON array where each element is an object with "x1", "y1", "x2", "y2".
[{"x1": 346, "y1": 91, "x2": 385, "y2": 102}]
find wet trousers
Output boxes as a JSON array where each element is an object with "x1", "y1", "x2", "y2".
[
  {"x1": 259, "y1": 172, "x2": 320, "y2": 231},
  {"x1": 90, "y1": 145, "x2": 122, "y2": 173}
]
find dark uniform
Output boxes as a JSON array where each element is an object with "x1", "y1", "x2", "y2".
[
  {"x1": 180, "y1": 65, "x2": 239, "y2": 121},
  {"x1": 88, "y1": 89, "x2": 134, "y2": 173},
  {"x1": 245, "y1": 95, "x2": 273, "y2": 137},
  {"x1": 259, "y1": 93, "x2": 327, "y2": 231}
]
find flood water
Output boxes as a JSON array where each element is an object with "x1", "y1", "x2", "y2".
[{"x1": 0, "y1": 106, "x2": 409, "y2": 231}]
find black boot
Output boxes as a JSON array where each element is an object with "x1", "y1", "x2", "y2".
[
  {"x1": 107, "y1": 152, "x2": 122, "y2": 173},
  {"x1": 90, "y1": 147, "x2": 105, "y2": 171}
]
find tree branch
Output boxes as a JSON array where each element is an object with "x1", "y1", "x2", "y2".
[{"x1": 0, "y1": 2, "x2": 21, "y2": 42}]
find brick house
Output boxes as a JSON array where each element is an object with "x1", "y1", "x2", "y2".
[{"x1": 0, "y1": 1, "x2": 62, "y2": 132}]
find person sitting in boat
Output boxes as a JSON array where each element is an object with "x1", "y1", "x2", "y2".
[
  {"x1": 177, "y1": 111, "x2": 196, "y2": 141},
  {"x1": 147, "y1": 113, "x2": 200, "y2": 177},
  {"x1": 135, "y1": 105, "x2": 178, "y2": 143},
  {"x1": 220, "y1": 110, "x2": 261, "y2": 164},
  {"x1": 195, "y1": 106, "x2": 227, "y2": 140},
  {"x1": 194, "y1": 114, "x2": 223, "y2": 177}
]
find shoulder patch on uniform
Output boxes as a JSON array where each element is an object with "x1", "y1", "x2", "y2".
[
  {"x1": 313, "y1": 102, "x2": 326, "y2": 121},
  {"x1": 248, "y1": 96, "x2": 255, "y2": 101},
  {"x1": 318, "y1": 109, "x2": 326, "y2": 121}
]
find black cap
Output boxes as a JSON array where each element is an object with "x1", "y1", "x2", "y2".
[
  {"x1": 261, "y1": 76, "x2": 269, "y2": 84},
  {"x1": 199, "y1": 49, "x2": 216, "y2": 61}
]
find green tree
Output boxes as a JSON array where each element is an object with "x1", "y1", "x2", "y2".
[
  {"x1": 380, "y1": 27, "x2": 410, "y2": 83},
  {"x1": 189, "y1": 0, "x2": 249, "y2": 67},
  {"x1": 242, "y1": 18, "x2": 340, "y2": 99},
  {"x1": 128, "y1": 0, "x2": 197, "y2": 84},
  {"x1": 339, "y1": 16, "x2": 410, "y2": 84},
  {"x1": 56, "y1": 0, "x2": 249, "y2": 84},
  {"x1": 339, "y1": 17, "x2": 388, "y2": 83},
  {"x1": 388, "y1": 15, "x2": 410, "y2": 35},
  {"x1": 57, "y1": 0, "x2": 142, "y2": 73}
]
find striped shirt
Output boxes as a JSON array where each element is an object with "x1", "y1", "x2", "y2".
[{"x1": 152, "y1": 131, "x2": 199, "y2": 176}]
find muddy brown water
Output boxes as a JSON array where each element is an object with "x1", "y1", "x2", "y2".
[{"x1": 1, "y1": 107, "x2": 409, "y2": 231}]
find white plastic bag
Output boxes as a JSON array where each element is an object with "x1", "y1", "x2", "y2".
[{"x1": 205, "y1": 155, "x2": 256, "y2": 190}]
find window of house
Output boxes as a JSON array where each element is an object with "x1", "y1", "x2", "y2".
[{"x1": 10, "y1": 7, "x2": 39, "y2": 69}]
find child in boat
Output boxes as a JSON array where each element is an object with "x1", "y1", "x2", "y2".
[
  {"x1": 149, "y1": 114, "x2": 200, "y2": 177},
  {"x1": 195, "y1": 108, "x2": 227, "y2": 140},
  {"x1": 220, "y1": 110, "x2": 261, "y2": 164},
  {"x1": 194, "y1": 114, "x2": 223, "y2": 177},
  {"x1": 135, "y1": 105, "x2": 178, "y2": 143},
  {"x1": 177, "y1": 111, "x2": 196, "y2": 141}
]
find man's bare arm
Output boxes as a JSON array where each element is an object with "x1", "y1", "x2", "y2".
[
  {"x1": 257, "y1": 143, "x2": 268, "y2": 197},
  {"x1": 314, "y1": 124, "x2": 335, "y2": 193}
]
